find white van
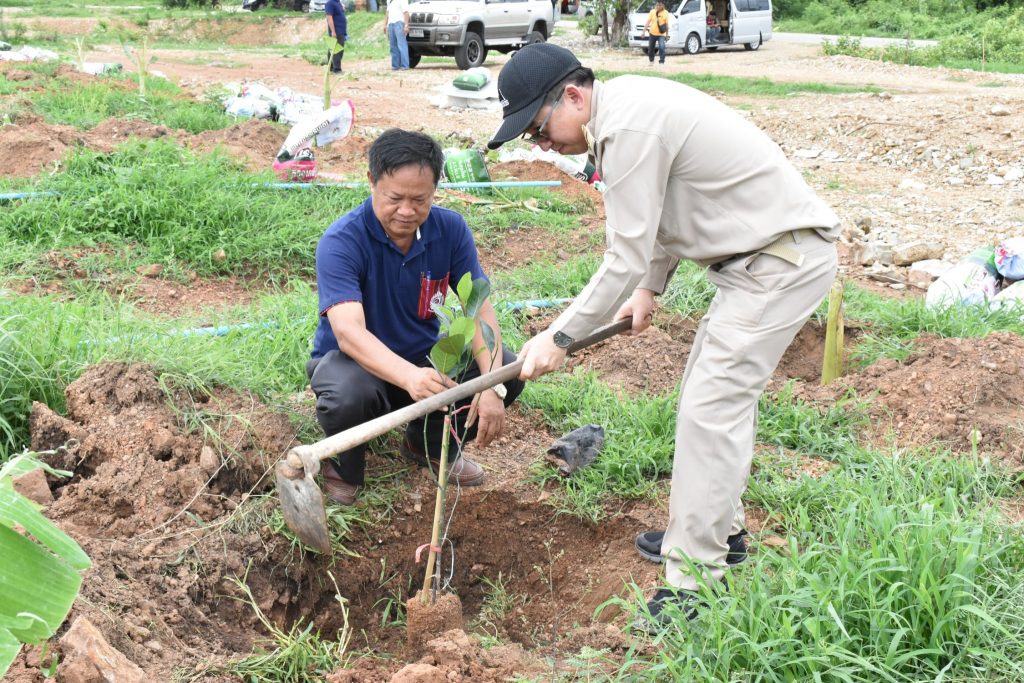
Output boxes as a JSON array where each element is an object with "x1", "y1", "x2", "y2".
[{"x1": 628, "y1": 0, "x2": 771, "y2": 55}]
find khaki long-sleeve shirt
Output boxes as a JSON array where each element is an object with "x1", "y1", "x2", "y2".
[{"x1": 552, "y1": 77, "x2": 840, "y2": 340}]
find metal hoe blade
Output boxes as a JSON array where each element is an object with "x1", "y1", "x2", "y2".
[{"x1": 276, "y1": 460, "x2": 332, "y2": 554}]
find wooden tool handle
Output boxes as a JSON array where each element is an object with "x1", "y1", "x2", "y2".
[{"x1": 286, "y1": 316, "x2": 632, "y2": 468}]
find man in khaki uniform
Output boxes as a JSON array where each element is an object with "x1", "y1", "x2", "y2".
[{"x1": 488, "y1": 44, "x2": 839, "y2": 632}]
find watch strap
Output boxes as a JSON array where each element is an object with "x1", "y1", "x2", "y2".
[{"x1": 552, "y1": 330, "x2": 574, "y2": 348}]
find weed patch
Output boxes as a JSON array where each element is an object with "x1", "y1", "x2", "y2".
[{"x1": 596, "y1": 69, "x2": 881, "y2": 97}]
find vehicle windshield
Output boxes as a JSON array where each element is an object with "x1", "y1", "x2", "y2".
[{"x1": 632, "y1": 0, "x2": 684, "y2": 12}]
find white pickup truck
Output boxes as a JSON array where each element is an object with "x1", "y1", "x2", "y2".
[{"x1": 405, "y1": 0, "x2": 559, "y2": 69}]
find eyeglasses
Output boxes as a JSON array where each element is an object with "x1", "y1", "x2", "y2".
[{"x1": 521, "y1": 90, "x2": 565, "y2": 145}]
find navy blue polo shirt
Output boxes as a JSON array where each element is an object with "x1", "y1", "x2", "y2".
[
  {"x1": 312, "y1": 198, "x2": 486, "y2": 364},
  {"x1": 325, "y1": 0, "x2": 346, "y2": 39}
]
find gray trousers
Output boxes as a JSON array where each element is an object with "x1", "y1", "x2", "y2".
[
  {"x1": 663, "y1": 230, "x2": 837, "y2": 590},
  {"x1": 306, "y1": 347, "x2": 524, "y2": 485}
]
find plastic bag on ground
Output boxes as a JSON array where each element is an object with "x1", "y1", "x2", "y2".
[
  {"x1": 995, "y1": 237, "x2": 1024, "y2": 280},
  {"x1": 453, "y1": 67, "x2": 491, "y2": 91},
  {"x1": 275, "y1": 100, "x2": 355, "y2": 162},
  {"x1": 0, "y1": 46, "x2": 59, "y2": 62},
  {"x1": 225, "y1": 96, "x2": 274, "y2": 119},
  {"x1": 544, "y1": 424, "x2": 604, "y2": 476},
  {"x1": 81, "y1": 62, "x2": 123, "y2": 75},
  {"x1": 925, "y1": 246, "x2": 1000, "y2": 310},
  {"x1": 993, "y1": 280, "x2": 1024, "y2": 310}
]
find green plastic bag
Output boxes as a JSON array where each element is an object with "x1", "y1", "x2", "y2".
[
  {"x1": 452, "y1": 72, "x2": 488, "y2": 91},
  {"x1": 443, "y1": 149, "x2": 490, "y2": 194}
]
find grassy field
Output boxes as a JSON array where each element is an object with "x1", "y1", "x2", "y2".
[{"x1": 2, "y1": 13, "x2": 1024, "y2": 683}]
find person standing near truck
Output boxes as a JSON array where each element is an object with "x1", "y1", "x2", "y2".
[
  {"x1": 641, "y1": 0, "x2": 671, "y2": 65},
  {"x1": 324, "y1": 0, "x2": 347, "y2": 74},
  {"x1": 386, "y1": 0, "x2": 411, "y2": 70},
  {"x1": 487, "y1": 43, "x2": 839, "y2": 633}
]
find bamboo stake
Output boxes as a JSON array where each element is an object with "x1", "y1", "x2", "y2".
[
  {"x1": 421, "y1": 415, "x2": 451, "y2": 604},
  {"x1": 821, "y1": 280, "x2": 845, "y2": 384}
]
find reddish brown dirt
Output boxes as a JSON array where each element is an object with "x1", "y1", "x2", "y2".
[
  {"x1": 20, "y1": 317, "x2": 1024, "y2": 680},
  {"x1": 490, "y1": 159, "x2": 605, "y2": 209},
  {"x1": 189, "y1": 118, "x2": 287, "y2": 171},
  {"x1": 797, "y1": 331, "x2": 1024, "y2": 465},
  {"x1": 19, "y1": 362, "x2": 667, "y2": 681},
  {"x1": 9, "y1": 17, "x2": 1024, "y2": 681}
]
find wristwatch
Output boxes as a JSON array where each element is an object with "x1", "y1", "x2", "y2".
[
  {"x1": 490, "y1": 383, "x2": 508, "y2": 400},
  {"x1": 552, "y1": 330, "x2": 574, "y2": 349}
]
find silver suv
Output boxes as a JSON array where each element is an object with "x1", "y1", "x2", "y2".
[{"x1": 406, "y1": 0, "x2": 558, "y2": 70}]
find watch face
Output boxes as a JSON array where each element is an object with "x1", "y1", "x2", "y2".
[{"x1": 553, "y1": 331, "x2": 574, "y2": 348}]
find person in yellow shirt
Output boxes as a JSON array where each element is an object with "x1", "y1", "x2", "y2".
[{"x1": 641, "y1": 1, "x2": 671, "y2": 65}]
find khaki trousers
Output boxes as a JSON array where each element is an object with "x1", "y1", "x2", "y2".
[{"x1": 663, "y1": 230, "x2": 837, "y2": 590}]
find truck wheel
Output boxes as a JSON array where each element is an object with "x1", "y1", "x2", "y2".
[
  {"x1": 408, "y1": 50, "x2": 422, "y2": 68},
  {"x1": 525, "y1": 30, "x2": 545, "y2": 44},
  {"x1": 684, "y1": 32, "x2": 701, "y2": 55},
  {"x1": 455, "y1": 31, "x2": 487, "y2": 69},
  {"x1": 744, "y1": 33, "x2": 761, "y2": 50}
]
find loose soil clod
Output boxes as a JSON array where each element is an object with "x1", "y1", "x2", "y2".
[{"x1": 405, "y1": 590, "x2": 464, "y2": 658}]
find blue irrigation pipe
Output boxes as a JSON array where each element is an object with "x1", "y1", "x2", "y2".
[
  {"x1": 498, "y1": 298, "x2": 573, "y2": 312},
  {"x1": 80, "y1": 298, "x2": 571, "y2": 347},
  {"x1": 256, "y1": 181, "x2": 561, "y2": 189},
  {"x1": 0, "y1": 191, "x2": 59, "y2": 202},
  {"x1": 80, "y1": 322, "x2": 280, "y2": 347}
]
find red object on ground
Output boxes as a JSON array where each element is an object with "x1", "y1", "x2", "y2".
[{"x1": 272, "y1": 158, "x2": 318, "y2": 182}]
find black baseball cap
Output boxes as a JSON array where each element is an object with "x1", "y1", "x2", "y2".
[{"x1": 487, "y1": 43, "x2": 582, "y2": 150}]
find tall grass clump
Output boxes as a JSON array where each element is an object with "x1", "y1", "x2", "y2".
[
  {"x1": 596, "y1": 69, "x2": 880, "y2": 96},
  {"x1": 843, "y1": 284, "x2": 1024, "y2": 365},
  {"x1": 29, "y1": 74, "x2": 234, "y2": 133},
  {"x1": 616, "y1": 449, "x2": 1024, "y2": 681},
  {"x1": 660, "y1": 260, "x2": 716, "y2": 319},
  {"x1": 0, "y1": 303, "x2": 79, "y2": 461},
  {"x1": 757, "y1": 382, "x2": 865, "y2": 458},
  {"x1": 0, "y1": 140, "x2": 363, "y2": 278}
]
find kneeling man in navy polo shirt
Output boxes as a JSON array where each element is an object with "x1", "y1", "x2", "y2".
[{"x1": 306, "y1": 128, "x2": 525, "y2": 505}]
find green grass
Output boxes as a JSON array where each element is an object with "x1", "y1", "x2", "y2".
[
  {"x1": 0, "y1": 284, "x2": 318, "y2": 459},
  {"x1": 28, "y1": 73, "x2": 234, "y2": 132},
  {"x1": 612, "y1": 447, "x2": 1024, "y2": 682},
  {"x1": 522, "y1": 372, "x2": 677, "y2": 521},
  {"x1": 843, "y1": 284, "x2": 1024, "y2": 366},
  {"x1": 445, "y1": 190, "x2": 595, "y2": 249},
  {"x1": 595, "y1": 69, "x2": 882, "y2": 97},
  {"x1": 521, "y1": 371, "x2": 867, "y2": 521},
  {"x1": 0, "y1": 140, "x2": 363, "y2": 279}
]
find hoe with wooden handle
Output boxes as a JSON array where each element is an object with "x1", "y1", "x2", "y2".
[{"x1": 276, "y1": 317, "x2": 633, "y2": 554}]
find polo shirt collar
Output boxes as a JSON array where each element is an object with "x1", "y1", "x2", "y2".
[{"x1": 361, "y1": 198, "x2": 434, "y2": 259}]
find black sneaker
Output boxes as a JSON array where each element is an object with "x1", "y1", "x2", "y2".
[
  {"x1": 631, "y1": 587, "x2": 703, "y2": 634},
  {"x1": 635, "y1": 529, "x2": 748, "y2": 565}
]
